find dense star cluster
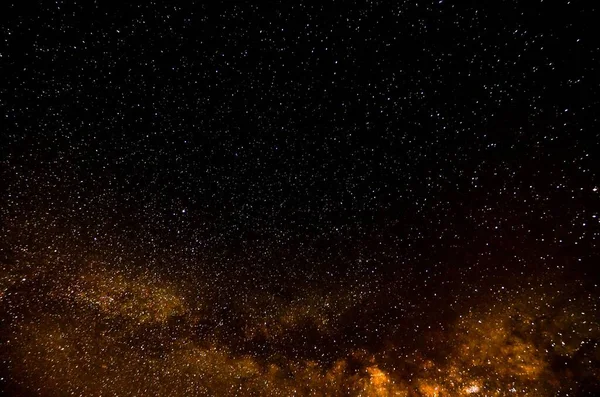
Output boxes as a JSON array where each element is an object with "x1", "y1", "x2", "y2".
[{"x1": 1, "y1": 1, "x2": 599, "y2": 396}]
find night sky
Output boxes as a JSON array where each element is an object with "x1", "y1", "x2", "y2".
[{"x1": 1, "y1": 1, "x2": 599, "y2": 396}]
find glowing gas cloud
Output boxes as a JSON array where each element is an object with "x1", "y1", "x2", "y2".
[{"x1": 1, "y1": 260, "x2": 597, "y2": 396}]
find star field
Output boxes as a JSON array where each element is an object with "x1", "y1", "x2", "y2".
[{"x1": 1, "y1": 1, "x2": 599, "y2": 396}]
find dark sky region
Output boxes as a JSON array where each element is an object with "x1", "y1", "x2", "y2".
[{"x1": 1, "y1": 1, "x2": 599, "y2": 396}]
